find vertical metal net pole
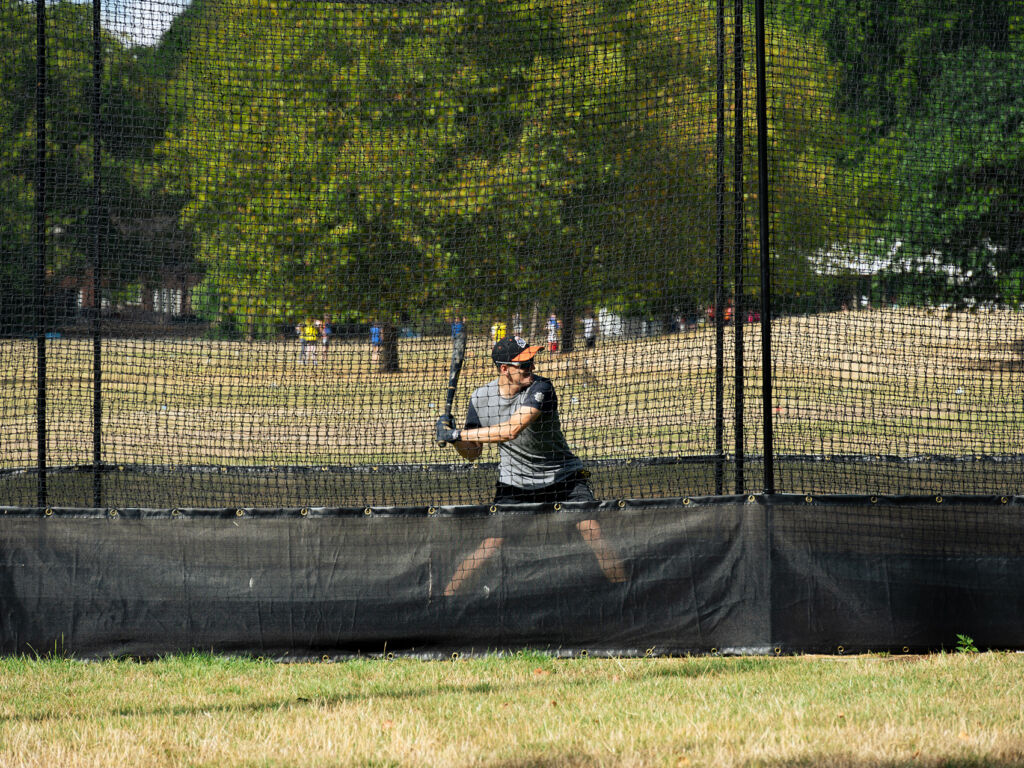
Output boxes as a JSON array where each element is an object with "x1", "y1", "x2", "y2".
[
  {"x1": 714, "y1": 0, "x2": 726, "y2": 496},
  {"x1": 34, "y1": 0, "x2": 48, "y2": 507},
  {"x1": 91, "y1": 0, "x2": 104, "y2": 506},
  {"x1": 754, "y1": 0, "x2": 775, "y2": 495},
  {"x1": 732, "y1": 0, "x2": 745, "y2": 494}
]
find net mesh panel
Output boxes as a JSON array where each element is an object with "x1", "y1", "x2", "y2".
[
  {"x1": 765, "y1": 1, "x2": 1024, "y2": 495},
  {"x1": 1, "y1": 0, "x2": 1023, "y2": 508}
]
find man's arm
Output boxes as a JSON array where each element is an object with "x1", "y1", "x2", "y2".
[{"x1": 452, "y1": 405, "x2": 541, "y2": 461}]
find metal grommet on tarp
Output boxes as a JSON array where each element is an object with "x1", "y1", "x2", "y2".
[
  {"x1": 363, "y1": 508, "x2": 372, "y2": 516},
  {"x1": 553, "y1": 502, "x2": 562, "y2": 512},
  {"x1": 299, "y1": 508, "x2": 310, "y2": 517},
  {"x1": 870, "y1": 496, "x2": 878, "y2": 504},
  {"x1": 617, "y1": 500, "x2": 626, "y2": 509},
  {"x1": 837, "y1": 645, "x2": 845, "y2": 655},
  {"x1": 805, "y1": 495, "x2": 813, "y2": 503},
  {"x1": 683, "y1": 498, "x2": 690, "y2": 506},
  {"x1": 44, "y1": 508, "x2": 53, "y2": 517},
  {"x1": 579, "y1": 649, "x2": 588, "y2": 658},
  {"x1": 748, "y1": 495, "x2": 756, "y2": 502},
  {"x1": 427, "y1": 507, "x2": 437, "y2": 516},
  {"x1": 774, "y1": 646, "x2": 782, "y2": 656},
  {"x1": 171, "y1": 508, "x2": 182, "y2": 517},
  {"x1": 235, "y1": 509, "x2": 245, "y2": 517},
  {"x1": 109, "y1": 509, "x2": 119, "y2": 518},
  {"x1": 489, "y1": 505, "x2": 498, "y2": 514},
  {"x1": 935, "y1": 496, "x2": 943, "y2": 504}
]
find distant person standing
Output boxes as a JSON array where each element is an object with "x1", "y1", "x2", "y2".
[
  {"x1": 490, "y1": 318, "x2": 507, "y2": 348},
  {"x1": 546, "y1": 312, "x2": 560, "y2": 353},
  {"x1": 451, "y1": 315, "x2": 466, "y2": 340},
  {"x1": 369, "y1": 321, "x2": 382, "y2": 367},
  {"x1": 582, "y1": 311, "x2": 597, "y2": 350},
  {"x1": 320, "y1": 315, "x2": 333, "y2": 361},
  {"x1": 451, "y1": 315, "x2": 467, "y2": 359},
  {"x1": 511, "y1": 311, "x2": 523, "y2": 337},
  {"x1": 297, "y1": 317, "x2": 319, "y2": 365}
]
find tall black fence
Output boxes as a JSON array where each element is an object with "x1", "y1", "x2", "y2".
[
  {"x1": 3, "y1": 0, "x2": 1024, "y2": 657},
  {"x1": 2, "y1": 0, "x2": 1023, "y2": 508}
]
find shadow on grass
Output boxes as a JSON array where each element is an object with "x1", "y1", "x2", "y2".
[{"x1": 0, "y1": 656, "x2": 766, "y2": 723}]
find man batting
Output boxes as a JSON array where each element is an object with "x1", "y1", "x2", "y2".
[{"x1": 435, "y1": 335, "x2": 626, "y2": 596}]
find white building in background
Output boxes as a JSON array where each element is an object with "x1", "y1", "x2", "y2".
[
  {"x1": 812, "y1": 239, "x2": 977, "y2": 283},
  {"x1": 104, "y1": 0, "x2": 190, "y2": 46},
  {"x1": 152, "y1": 287, "x2": 183, "y2": 316},
  {"x1": 597, "y1": 307, "x2": 623, "y2": 337}
]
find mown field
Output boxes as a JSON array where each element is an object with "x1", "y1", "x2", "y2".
[
  {"x1": 0, "y1": 652, "x2": 1021, "y2": 768},
  {"x1": 2, "y1": 311, "x2": 1023, "y2": 767},
  {"x1": 2, "y1": 308, "x2": 1023, "y2": 501}
]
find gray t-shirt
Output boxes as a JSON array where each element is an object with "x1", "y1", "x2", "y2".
[{"x1": 465, "y1": 375, "x2": 582, "y2": 488}]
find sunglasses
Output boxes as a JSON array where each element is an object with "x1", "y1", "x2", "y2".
[{"x1": 507, "y1": 361, "x2": 534, "y2": 372}]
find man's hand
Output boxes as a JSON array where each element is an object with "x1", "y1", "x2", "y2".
[{"x1": 435, "y1": 415, "x2": 461, "y2": 444}]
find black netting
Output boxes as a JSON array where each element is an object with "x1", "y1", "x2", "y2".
[
  {"x1": 3, "y1": 497, "x2": 1023, "y2": 657},
  {"x1": 2, "y1": 0, "x2": 1023, "y2": 507}
]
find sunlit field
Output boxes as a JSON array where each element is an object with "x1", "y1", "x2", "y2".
[
  {"x1": 3, "y1": 308, "x2": 1023, "y2": 471},
  {"x1": 0, "y1": 652, "x2": 1022, "y2": 768},
  {"x1": 2, "y1": 311, "x2": 1023, "y2": 766}
]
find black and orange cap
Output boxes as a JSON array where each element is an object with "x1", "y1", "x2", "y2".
[{"x1": 492, "y1": 335, "x2": 543, "y2": 365}]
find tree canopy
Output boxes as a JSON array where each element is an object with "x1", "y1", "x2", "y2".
[
  {"x1": 4, "y1": 0, "x2": 1022, "y2": 339},
  {"x1": 0, "y1": 1, "x2": 191, "y2": 332},
  {"x1": 153, "y1": 0, "x2": 848, "y2": 339}
]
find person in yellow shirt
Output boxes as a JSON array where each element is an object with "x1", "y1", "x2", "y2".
[
  {"x1": 490, "y1": 318, "x2": 507, "y2": 348},
  {"x1": 297, "y1": 317, "x2": 318, "y2": 365}
]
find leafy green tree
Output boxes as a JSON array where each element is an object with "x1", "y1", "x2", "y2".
[
  {"x1": 0, "y1": 1, "x2": 44, "y2": 332},
  {"x1": 159, "y1": 1, "x2": 461, "y2": 348},
  {"x1": 0, "y1": 1, "x2": 191, "y2": 333},
  {"x1": 775, "y1": 0, "x2": 1023, "y2": 309},
  {"x1": 890, "y1": 46, "x2": 1024, "y2": 308},
  {"x1": 422, "y1": 0, "x2": 849, "y2": 341},
  {"x1": 157, "y1": 0, "x2": 849, "y2": 356}
]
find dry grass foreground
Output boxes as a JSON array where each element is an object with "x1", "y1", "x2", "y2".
[
  {"x1": 0, "y1": 652, "x2": 1022, "y2": 767},
  {"x1": 2, "y1": 307, "x2": 1023, "y2": 468}
]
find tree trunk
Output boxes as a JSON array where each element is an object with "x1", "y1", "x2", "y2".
[{"x1": 379, "y1": 322, "x2": 400, "y2": 372}]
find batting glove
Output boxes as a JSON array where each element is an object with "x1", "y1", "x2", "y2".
[{"x1": 435, "y1": 415, "x2": 461, "y2": 444}]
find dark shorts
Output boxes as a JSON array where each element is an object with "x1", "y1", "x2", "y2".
[
  {"x1": 480, "y1": 471, "x2": 596, "y2": 541},
  {"x1": 493, "y1": 470, "x2": 593, "y2": 516},
  {"x1": 493, "y1": 473, "x2": 594, "y2": 504}
]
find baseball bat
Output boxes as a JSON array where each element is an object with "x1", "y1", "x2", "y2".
[{"x1": 437, "y1": 323, "x2": 467, "y2": 447}]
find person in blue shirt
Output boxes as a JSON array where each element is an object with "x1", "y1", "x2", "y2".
[
  {"x1": 451, "y1": 315, "x2": 465, "y2": 339},
  {"x1": 369, "y1": 321, "x2": 382, "y2": 367}
]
